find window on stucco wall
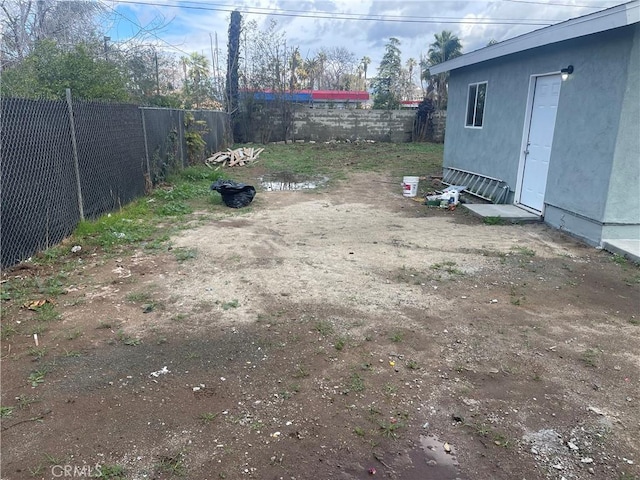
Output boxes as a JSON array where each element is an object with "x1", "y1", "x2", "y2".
[{"x1": 465, "y1": 82, "x2": 487, "y2": 128}]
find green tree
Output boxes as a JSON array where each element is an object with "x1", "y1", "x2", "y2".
[
  {"x1": 372, "y1": 37, "x2": 402, "y2": 109},
  {"x1": 182, "y1": 52, "x2": 212, "y2": 109},
  {"x1": 361, "y1": 56, "x2": 371, "y2": 89},
  {"x1": 421, "y1": 30, "x2": 462, "y2": 109},
  {"x1": 1, "y1": 40, "x2": 128, "y2": 100}
]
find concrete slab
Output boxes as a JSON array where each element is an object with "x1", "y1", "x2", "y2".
[
  {"x1": 602, "y1": 239, "x2": 640, "y2": 264},
  {"x1": 462, "y1": 204, "x2": 542, "y2": 223}
]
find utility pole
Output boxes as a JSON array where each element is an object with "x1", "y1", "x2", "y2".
[
  {"x1": 154, "y1": 49, "x2": 160, "y2": 96},
  {"x1": 103, "y1": 36, "x2": 110, "y2": 61}
]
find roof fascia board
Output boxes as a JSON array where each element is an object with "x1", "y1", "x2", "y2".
[{"x1": 429, "y1": 1, "x2": 639, "y2": 74}]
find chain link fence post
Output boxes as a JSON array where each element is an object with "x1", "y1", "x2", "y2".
[{"x1": 65, "y1": 88, "x2": 85, "y2": 221}]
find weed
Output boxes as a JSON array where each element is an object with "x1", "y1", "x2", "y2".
[
  {"x1": 44, "y1": 453, "x2": 65, "y2": 465},
  {"x1": 512, "y1": 246, "x2": 536, "y2": 257},
  {"x1": 199, "y1": 412, "x2": 218, "y2": 424},
  {"x1": 28, "y1": 464, "x2": 44, "y2": 476},
  {"x1": 28, "y1": 367, "x2": 48, "y2": 387},
  {"x1": 350, "y1": 373, "x2": 365, "y2": 392},
  {"x1": 97, "y1": 321, "x2": 113, "y2": 329},
  {"x1": 0, "y1": 406, "x2": 14, "y2": 418},
  {"x1": 173, "y1": 247, "x2": 198, "y2": 262},
  {"x1": 483, "y1": 216, "x2": 505, "y2": 225},
  {"x1": 1, "y1": 324, "x2": 19, "y2": 339},
  {"x1": 95, "y1": 464, "x2": 126, "y2": 479},
  {"x1": 430, "y1": 261, "x2": 464, "y2": 275},
  {"x1": 65, "y1": 329, "x2": 82, "y2": 340},
  {"x1": 171, "y1": 313, "x2": 188, "y2": 323},
  {"x1": 222, "y1": 299, "x2": 239, "y2": 310},
  {"x1": 390, "y1": 331, "x2": 403, "y2": 342},
  {"x1": 581, "y1": 348, "x2": 599, "y2": 367},
  {"x1": 28, "y1": 346, "x2": 47, "y2": 360},
  {"x1": 16, "y1": 394, "x2": 40, "y2": 409},
  {"x1": 406, "y1": 360, "x2": 419, "y2": 370},
  {"x1": 353, "y1": 426, "x2": 365, "y2": 437},
  {"x1": 64, "y1": 350, "x2": 82, "y2": 358},
  {"x1": 156, "y1": 452, "x2": 186, "y2": 476},
  {"x1": 629, "y1": 317, "x2": 640, "y2": 326},
  {"x1": 35, "y1": 303, "x2": 60, "y2": 322},
  {"x1": 334, "y1": 336, "x2": 347, "y2": 351},
  {"x1": 378, "y1": 419, "x2": 404, "y2": 439},
  {"x1": 384, "y1": 383, "x2": 397, "y2": 396},
  {"x1": 116, "y1": 330, "x2": 141, "y2": 346},
  {"x1": 292, "y1": 364, "x2": 309, "y2": 378},
  {"x1": 315, "y1": 320, "x2": 333, "y2": 336},
  {"x1": 612, "y1": 253, "x2": 628, "y2": 265},
  {"x1": 126, "y1": 291, "x2": 152, "y2": 303}
]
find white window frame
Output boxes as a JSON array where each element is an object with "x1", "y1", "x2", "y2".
[{"x1": 465, "y1": 81, "x2": 488, "y2": 129}]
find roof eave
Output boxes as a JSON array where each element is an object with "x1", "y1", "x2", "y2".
[{"x1": 429, "y1": 0, "x2": 639, "y2": 75}]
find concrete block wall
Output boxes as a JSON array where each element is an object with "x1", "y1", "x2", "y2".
[{"x1": 292, "y1": 109, "x2": 416, "y2": 143}]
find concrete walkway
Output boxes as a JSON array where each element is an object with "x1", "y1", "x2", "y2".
[
  {"x1": 462, "y1": 204, "x2": 542, "y2": 223},
  {"x1": 602, "y1": 239, "x2": 640, "y2": 264}
]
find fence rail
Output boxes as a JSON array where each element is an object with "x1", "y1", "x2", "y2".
[{"x1": 1, "y1": 93, "x2": 229, "y2": 268}]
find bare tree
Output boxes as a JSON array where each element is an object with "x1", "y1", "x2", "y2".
[{"x1": 0, "y1": 0, "x2": 104, "y2": 68}]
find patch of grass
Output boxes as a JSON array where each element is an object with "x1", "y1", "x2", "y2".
[
  {"x1": 390, "y1": 331, "x2": 404, "y2": 343},
  {"x1": 406, "y1": 360, "x2": 419, "y2": 370},
  {"x1": 28, "y1": 464, "x2": 44, "y2": 476},
  {"x1": 28, "y1": 367, "x2": 48, "y2": 387},
  {"x1": 35, "y1": 303, "x2": 60, "y2": 322},
  {"x1": 155, "y1": 452, "x2": 186, "y2": 476},
  {"x1": 334, "y1": 336, "x2": 347, "y2": 351},
  {"x1": 378, "y1": 419, "x2": 404, "y2": 439},
  {"x1": 512, "y1": 246, "x2": 536, "y2": 257},
  {"x1": 581, "y1": 348, "x2": 599, "y2": 368},
  {"x1": 0, "y1": 406, "x2": 14, "y2": 418},
  {"x1": 65, "y1": 329, "x2": 82, "y2": 340},
  {"x1": 629, "y1": 317, "x2": 640, "y2": 326},
  {"x1": 173, "y1": 247, "x2": 198, "y2": 262},
  {"x1": 199, "y1": 412, "x2": 218, "y2": 424},
  {"x1": 63, "y1": 350, "x2": 82, "y2": 357},
  {"x1": 95, "y1": 464, "x2": 126, "y2": 479},
  {"x1": 116, "y1": 330, "x2": 141, "y2": 346},
  {"x1": 611, "y1": 253, "x2": 628, "y2": 265},
  {"x1": 350, "y1": 373, "x2": 365, "y2": 392},
  {"x1": 353, "y1": 426, "x2": 365, "y2": 437},
  {"x1": 483, "y1": 216, "x2": 506, "y2": 225},
  {"x1": 16, "y1": 394, "x2": 40, "y2": 409},
  {"x1": 1, "y1": 324, "x2": 19, "y2": 340},
  {"x1": 221, "y1": 299, "x2": 240, "y2": 310},
  {"x1": 157, "y1": 201, "x2": 193, "y2": 216},
  {"x1": 292, "y1": 364, "x2": 309, "y2": 378},
  {"x1": 126, "y1": 291, "x2": 152, "y2": 303},
  {"x1": 315, "y1": 320, "x2": 334, "y2": 336},
  {"x1": 27, "y1": 346, "x2": 47, "y2": 360},
  {"x1": 43, "y1": 453, "x2": 66, "y2": 465},
  {"x1": 430, "y1": 260, "x2": 464, "y2": 275}
]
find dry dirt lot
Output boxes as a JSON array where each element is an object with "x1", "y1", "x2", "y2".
[{"x1": 1, "y1": 170, "x2": 639, "y2": 480}]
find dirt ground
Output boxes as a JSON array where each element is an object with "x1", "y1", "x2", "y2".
[{"x1": 1, "y1": 172, "x2": 639, "y2": 480}]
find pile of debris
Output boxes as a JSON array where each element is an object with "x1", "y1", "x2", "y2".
[{"x1": 205, "y1": 147, "x2": 264, "y2": 168}]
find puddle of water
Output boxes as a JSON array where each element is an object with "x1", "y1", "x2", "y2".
[
  {"x1": 406, "y1": 435, "x2": 465, "y2": 480},
  {"x1": 259, "y1": 173, "x2": 328, "y2": 191}
]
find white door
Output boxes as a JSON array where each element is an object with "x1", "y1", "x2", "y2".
[{"x1": 519, "y1": 74, "x2": 561, "y2": 212}]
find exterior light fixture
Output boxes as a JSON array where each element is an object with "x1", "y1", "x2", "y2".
[{"x1": 560, "y1": 65, "x2": 574, "y2": 81}]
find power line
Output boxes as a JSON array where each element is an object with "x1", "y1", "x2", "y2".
[
  {"x1": 501, "y1": 0, "x2": 615, "y2": 9},
  {"x1": 110, "y1": 0, "x2": 558, "y2": 26},
  {"x1": 98, "y1": 0, "x2": 193, "y2": 56}
]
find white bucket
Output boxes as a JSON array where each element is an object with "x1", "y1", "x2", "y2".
[{"x1": 402, "y1": 176, "x2": 420, "y2": 197}]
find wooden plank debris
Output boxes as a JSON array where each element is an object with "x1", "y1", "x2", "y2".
[{"x1": 205, "y1": 147, "x2": 264, "y2": 169}]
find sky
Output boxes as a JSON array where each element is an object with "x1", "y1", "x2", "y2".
[{"x1": 104, "y1": 0, "x2": 626, "y2": 82}]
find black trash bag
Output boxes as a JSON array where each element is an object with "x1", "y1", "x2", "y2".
[{"x1": 210, "y1": 179, "x2": 256, "y2": 208}]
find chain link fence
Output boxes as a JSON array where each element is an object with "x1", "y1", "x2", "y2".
[{"x1": 1, "y1": 94, "x2": 229, "y2": 268}]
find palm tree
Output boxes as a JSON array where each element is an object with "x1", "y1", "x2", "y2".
[
  {"x1": 361, "y1": 56, "x2": 371, "y2": 89},
  {"x1": 423, "y1": 31, "x2": 462, "y2": 109}
]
